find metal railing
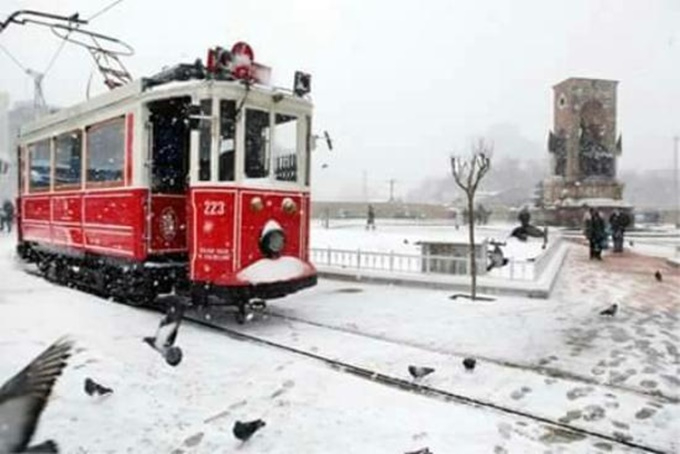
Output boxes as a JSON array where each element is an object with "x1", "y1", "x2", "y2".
[{"x1": 309, "y1": 245, "x2": 556, "y2": 281}]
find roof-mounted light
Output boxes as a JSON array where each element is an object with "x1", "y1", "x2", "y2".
[
  {"x1": 294, "y1": 71, "x2": 311, "y2": 97},
  {"x1": 231, "y1": 41, "x2": 254, "y2": 80}
]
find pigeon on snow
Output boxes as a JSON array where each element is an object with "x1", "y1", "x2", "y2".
[
  {"x1": 0, "y1": 337, "x2": 72, "y2": 454},
  {"x1": 144, "y1": 305, "x2": 184, "y2": 366},
  {"x1": 654, "y1": 271, "x2": 663, "y2": 282},
  {"x1": 486, "y1": 245, "x2": 509, "y2": 272},
  {"x1": 84, "y1": 377, "x2": 113, "y2": 397},
  {"x1": 405, "y1": 448, "x2": 433, "y2": 454},
  {"x1": 462, "y1": 357, "x2": 476, "y2": 371},
  {"x1": 600, "y1": 304, "x2": 618, "y2": 316},
  {"x1": 233, "y1": 419, "x2": 266, "y2": 442},
  {"x1": 408, "y1": 366, "x2": 435, "y2": 380}
]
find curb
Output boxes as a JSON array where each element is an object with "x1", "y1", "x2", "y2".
[{"x1": 666, "y1": 257, "x2": 680, "y2": 268}]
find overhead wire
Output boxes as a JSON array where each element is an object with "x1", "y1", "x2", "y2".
[
  {"x1": 43, "y1": 0, "x2": 125, "y2": 76},
  {"x1": 87, "y1": 0, "x2": 125, "y2": 22},
  {"x1": 40, "y1": 0, "x2": 125, "y2": 92},
  {"x1": 0, "y1": 41, "x2": 27, "y2": 72}
]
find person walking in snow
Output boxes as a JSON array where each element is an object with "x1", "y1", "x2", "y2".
[
  {"x1": 366, "y1": 204, "x2": 376, "y2": 230},
  {"x1": 609, "y1": 209, "x2": 630, "y2": 253},
  {"x1": 585, "y1": 208, "x2": 605, "y2": 260},
  {"x1": 0, "y1": 200, "x2": 13, "y2": 233}
]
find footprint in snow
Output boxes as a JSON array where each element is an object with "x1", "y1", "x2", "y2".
[{"x1": 183, "y1": 432, "x2": 204, "y2": 447}]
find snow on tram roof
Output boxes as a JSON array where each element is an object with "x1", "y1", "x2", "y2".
[{"x1": 19, "y1": 78, "x2": 308, "y2": 139}]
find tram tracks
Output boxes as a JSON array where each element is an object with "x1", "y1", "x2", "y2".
[
  {"x1": 179, "y1": 306, "x2": 670, "y2": 454},
  {"x1": 264, "y1": 310, "x2": 680, "y2": 405}
]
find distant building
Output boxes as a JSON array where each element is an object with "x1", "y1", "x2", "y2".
[{"x1": 0, "y1": 99, "x2": 59, "y2": 201}]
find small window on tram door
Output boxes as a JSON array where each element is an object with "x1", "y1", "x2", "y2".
[
  {"x1": 198, "y1": 99, "x2": 213, "y2": 182},
  {"x1": 273, "y1": 114, "x2": 298, "y2": 182},
  {"x1": 28, "y1": 139, "x2": 51, "y2": 192},
  {"x1": 219, "y1": 100, "x2": 236, "y2": 182},
  {"x1": 244, "y1": 109, "x2": 270, "y2": 179},
  {"x1": 55, "y1": 131, "x2": 82, "y2": 190},
  {"x1": 86, "y1": 117, "x2": 125, "y2": 186}
]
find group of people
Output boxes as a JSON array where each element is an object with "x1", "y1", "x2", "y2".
[
  {"x1": 0, "y1": 199, "x2": 14, "y2": 233},
  {"x1": 583, "y1": 207, "x2": 630, "y2": 260}
]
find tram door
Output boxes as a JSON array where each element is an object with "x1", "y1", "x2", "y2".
[
  {"x1": 186, "y1": 99, "x2": 239, "y2": 284},
  {"x1": 147, "y1": 97, "x2": 191, "y2": 255}
]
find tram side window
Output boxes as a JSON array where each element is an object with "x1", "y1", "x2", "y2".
[
  {"x1": 219, "y1": 100, "x2": 236, "y2": 182},
  {"x1": 54, "y1": 131, "x2": 82, "y2": 190},
  {"x1": 244, "y1": 109, "x2": 270, "y2": 178},
  {"x1": 273, "y1": 114, "x2": 298, "y2": 182},
  {"x1": 197, "y1": 100, "x2": 213, "y2": 182},
  {"x1": 87, "y1": 117, "x2": 125, "y2": 186},
  {"x1": 28, "y1": 140, "x2": 51, "y2": 192}
]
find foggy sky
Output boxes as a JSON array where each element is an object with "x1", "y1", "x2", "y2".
[{"x1": 1, "y1": 0, "x2": 679, "y2": 201}]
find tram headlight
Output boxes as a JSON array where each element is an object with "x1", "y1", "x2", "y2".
[
  {"x1": 251, "y1": 197, "x2": 264, "y2": 212},
  {"x1": 260, "y1": 220, "x2": 285, "y2": 258},
  {"x1": 282, "y1": 197, "x2": 297, "y2": 214}
]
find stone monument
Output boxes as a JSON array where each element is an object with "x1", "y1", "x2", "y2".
[{"x1": 541, "y1": 78, "x2": 632, "y2": 227}]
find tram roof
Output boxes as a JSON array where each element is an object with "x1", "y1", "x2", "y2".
[{"x1": 19, "y1": 78, "x2": 312, "y2": 139}]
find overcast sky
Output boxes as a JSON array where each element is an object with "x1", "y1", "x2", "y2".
[{"x1": 1, "y1": 0, "x2": 679, "y2": 200}]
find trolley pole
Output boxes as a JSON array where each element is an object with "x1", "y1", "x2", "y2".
[{"x1": 675, "y1": 136, "x2": 679, "y2": 229}]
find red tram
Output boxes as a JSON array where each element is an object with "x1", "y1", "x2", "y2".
[{"x1": 16, "y1": 42, "x2": 317, "y2": 320}]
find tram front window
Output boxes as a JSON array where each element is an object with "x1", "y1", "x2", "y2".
[
  {"x1": 273, "y1": 114, "x2": 298, "y2": 182},
  {"x1": 219, "y1": 100, "x2": 236, "y2": 182},
  {"x1": 244, "y1": 108, "x2": 270, "y2": 178}
]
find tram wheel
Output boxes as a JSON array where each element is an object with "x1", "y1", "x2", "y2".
[
  {"x1": 235, "y1": 302, "x2": 248, "y2": 324},
  {"x1": 45, "y1": 259, "x2": 66, "y2": 285}
]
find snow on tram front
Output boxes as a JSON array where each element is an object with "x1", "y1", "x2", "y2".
[{"x1": 16, "y1": 41, "x2": 317, "y2": 322}]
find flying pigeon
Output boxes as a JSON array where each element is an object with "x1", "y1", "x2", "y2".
[
  {"x1": 600, "y1": 303, "x2": 618, "y2": 316},
  {"x1": 84, "y1": 377, "x2": 113, "y2": 397},
  {"x1": 233, "y1": 419, "x2": 266, "y2": 442},
  {"x1": 405, "y1": 448, "x2": 433, "y2": 454},
  {"x1": 462, "y1": 357, "x2": 476, "y2": 371},
  {"x1": 654, "y1": 271, "x2": 663, "y2": 282},
  {"x1": 144, "y1": 304, "x2": 184, "y2": 366},
  {"x1": 408, "y1": 366, "x2": 435, "y2": 380},
  {"x1": 0, "y1": 337, "x2": 72, "y2": 454},
  {"x1": 323, "y1": 130, "x2": 333, "y2": 151},
  {"x1": 486, "y1": 245, "x2": 509, "y2": 271}
]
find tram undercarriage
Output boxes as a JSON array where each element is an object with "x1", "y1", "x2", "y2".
[{"x1": 18, "y1": 241, "x2": 316, "y2": 323}]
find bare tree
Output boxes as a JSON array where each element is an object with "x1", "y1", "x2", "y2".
[{"x1": 451, "y1": 138, "x2": 492, "y2": 299}]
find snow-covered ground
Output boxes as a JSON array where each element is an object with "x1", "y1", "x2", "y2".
[{"x1": 0, "y1": 230, "x2": 678, "y2": 453}]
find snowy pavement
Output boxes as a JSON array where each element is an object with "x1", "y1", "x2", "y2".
[
  {"x1": 0, "y1": 232, "x2": 678, "y2": 452},
  {"x1": 0, "y1": 234, "x2": 636, "y2": 454}
]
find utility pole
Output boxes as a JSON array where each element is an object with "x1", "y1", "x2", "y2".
[
  {"x1": 674, "y1": 136, "x2": 679, "y2": 229},
  {"x1": 388, "y1": 178, "x2": 396, "y2": 203}
]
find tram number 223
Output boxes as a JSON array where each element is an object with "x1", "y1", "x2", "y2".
[{"x1": 203, "y1": 201, "x2": 226, "y2": 216}]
